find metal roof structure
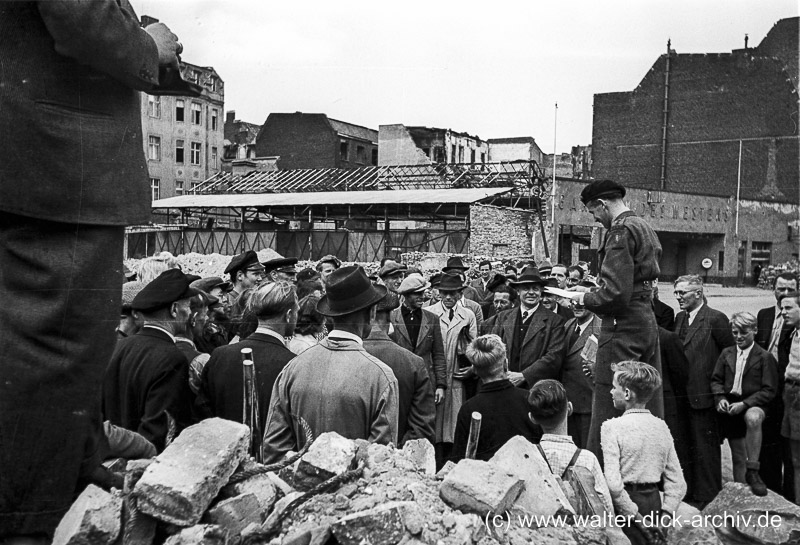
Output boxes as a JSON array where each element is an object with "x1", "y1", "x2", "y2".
[
  {"x1": 189, "y1": 160, "x2": 544, "y2": 195},
  {"x1": 152, "y1": 187, "x2": 514, "y2": 210}
]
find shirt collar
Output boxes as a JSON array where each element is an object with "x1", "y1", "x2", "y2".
[
  {"x1": 688, "y1": 303, "x2": 704, "y2": 322},
  {"x1": 255, "y1": 326, "x2": 287, "y2": 346},
  {"x1": 622, "y1": 408, "x2": 651, "y2": 416},
  {"x1": 143, "y1": 324, "x2": 176, "y2": 344},
  {"x1": 540, "y1": 434, "x2": 576, "y2": 445},
  {"x1": 520, "y1": 304, "x2": 539, "y2": 317},
  {"x1": 401, "y1": 305, "x2": 421, "y2": 316},
  {"x1": 327, "y1": 329, "x2": 364, "y2": 346},
  {"x1": 738, "y1": 343, "x2": 754, "y2": 360},
  {"x1": 174, "y1": 336, "x2": 196, "y2": 349}
]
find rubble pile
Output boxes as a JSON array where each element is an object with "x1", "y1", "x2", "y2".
[
  {"x1": 56, "y1": 419, "x2": 796, "y2": 545},
  {"x1": 125, "y1": 249, "x2": 282, "y2": 279}
]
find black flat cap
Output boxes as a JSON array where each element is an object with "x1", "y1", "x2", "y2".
[
  {"x1": 263, "y1": 257, "x2": 298, "y2": 273},
  {"x1": 580, "y1": 179, "x2": 626, "y2": 205},
  {"x1": 191, "y1": 276, "x2": 233, "y2": 293},
  {"x1": 224, "y1": 250, "x2": 262, "y2": 275},
  {"x1": 132, "y1": 269, "x2": 202, "y2": 312}
]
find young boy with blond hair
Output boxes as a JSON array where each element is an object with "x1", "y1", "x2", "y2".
[{"x1": 602, "y1": 360, "x2": 687, "y2": 545}]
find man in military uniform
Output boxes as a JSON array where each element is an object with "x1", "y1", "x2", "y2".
[
  {"x1": 225, "y1": 250, "x2": 265, "y2": 299},
  {"x1": 557, "y1": 180, "x2": 663, "y2": 461},
  {"x1": 263, "y1": 257, "x2": 299, "y2": 284}
]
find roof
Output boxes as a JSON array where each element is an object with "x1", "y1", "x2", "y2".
[
  {"x1": 152, "y1": 187, "x2": 513, "y2": 209},
  {"x1": 487, "y1": 137, "x2": 537, "y2": 144},
  {"x1": 328, "y1": 118, "x2": 378, "y2": 143}
]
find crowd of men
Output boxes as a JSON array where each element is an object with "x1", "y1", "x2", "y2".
[{"x1": 106, "y1": 226, "x2": 800, "y2": 515}]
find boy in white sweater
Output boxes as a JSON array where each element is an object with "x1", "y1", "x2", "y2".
[{"x1": 601, "y1": 360, "x2": 687, "y2": 545}]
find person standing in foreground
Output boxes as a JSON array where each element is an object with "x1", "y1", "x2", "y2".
[
  {"x1": 559, "y1": 180, "x2": 663, "y2": 462},
  {"x1": 0, "y1": 2, "x2": 181, "y2": 540},
  {"x1": 262, "y1": 266, "x2": 399, "y2": 462}
]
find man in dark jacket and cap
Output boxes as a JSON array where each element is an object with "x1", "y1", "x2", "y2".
[
  {"x1": 553, "y1": 179, "x2": 663, "y2": 462},
  {"x1": 103, "y1": 269, "x2": 200, "y2": 452}
]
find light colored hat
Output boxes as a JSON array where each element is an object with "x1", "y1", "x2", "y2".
[
  {"x1": 397, "y1": 274, "x2": 430, "y2": 295},
  {"x1": 121, "y1": 281, "x2": 147, "y2": 307}
]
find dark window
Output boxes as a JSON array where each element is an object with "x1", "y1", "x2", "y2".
[
  {"x1": 175, "y1": 139, "x2": 184, "y2": 164},
  {"x1": 450, "y1": 144, "x2": 456, "y2": 163},
  {"x1": 190, "y1": 142, "x2": 201, "y2": 165},
  {"x1": 191, "y1": 103, "x2": 202, "y2": 125},
  {"x1": 340, "y1": 141, "x2": 349, "y2": 161},
  {"x1": 356, "y1": 145, "x2": 366, "y2": 164},
  {"x1": 371, "y1": 148, "x2": 378, "y2": 166},
  {"x1": 175, "y1": 99, "x2": 184, "y2": 122},
  {"x1": 718, "y1": 251, "x2": 724, "y2": 272},
  {"x1": 211, "y1": 108, "x2": 218, "y2": 130},
  {"x1": 434, "y1": 146, "x2": 445, "y2": 163},
  {"x1": 470, "y1": 149, "x2": 476, "y2": 164}
]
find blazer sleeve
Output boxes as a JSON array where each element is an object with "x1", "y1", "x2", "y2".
[
  {"x1": 140, "y1": 353, "x2": 193, "y2": 452},
  {"x1": 402, "y1": 358, "x2": 436, "y2": 444},
  {"x1": 431, "y1": 319, "x2": 448, "y2": 390},
  {"x1": 370, "y1": 374, "x2": 399, "y2": 447},
  {"x1": 710, "y1": 351, "x2": 729, "y2": 404},
  {"x1": 262, "y1": 368, "x2": 299, "y2": 464},
  {"x1": 37, "y1": 0, "x2": 160, "y2": 90},
  {"x1": 583, "y1": 225, "x2": 635, "y2": 316},
  {"x1": 743, "y1": 351, "x2": 778, "y2": 409}
]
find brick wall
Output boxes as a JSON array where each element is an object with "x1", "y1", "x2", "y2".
[
  {"x1": 469, "y1": 204, "x2": 532, "y2": 257},
  {"x1": 255, "y1": 113, "x2": 337, "y2": 169},
  {"x1": 593, "y1": 51, "x2": 799, "y2": 204}
]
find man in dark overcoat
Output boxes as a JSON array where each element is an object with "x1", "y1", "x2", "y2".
[{"x1": 0, "y1": 3, "x2": 180, "y2": 539}]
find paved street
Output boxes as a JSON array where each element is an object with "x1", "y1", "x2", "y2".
[{"x1": 657, "y1": 282, "x2": 775, "y2": 318}]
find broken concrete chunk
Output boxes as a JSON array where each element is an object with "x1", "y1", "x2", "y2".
[
  {"x1": 265, "y1": 471, "x2": 294, "y2": 497},
  {"x1": 401, "y1": 439, "x2": 436, "y2": 476},
  {"x1": 294, "y1": 432, "x2": 356, "y2": 492},
  {"x1": 121, "y1": 496, "x2": 158, "y2": 545},
  {"x1": 134, "y1": 418, "x2": 249, "y2": 526},
  {"x1": 204, "y1": 493, "x2": 262, "y2": 536},
  {"x1": 283, "y1": 524, "x2": 332, "y2": 545},
  {"x1": 330, "y1": 501, "x2": 417, "y2": 545},
  {"x1": 490, "y1": 435, "x2": 574, "y2": 517},
  {"x1": 162, "y1": 525, "x2": 229, "y2": 545},
  {"x1": 219, "y1": 472, "x2": 278, "y2": 515},
  {"x1": 261, "y1": 491, "x2": 304, "y2": 531},
  {"x1": 52, "y1": 484, "x2": 122, "y2": 545},
  {"x1": 439, "y1": 459, "x2": 524, "y2": 517},
  {"x1": 124, "y1": 459, "x2": 154, "y2": 495},
  {"x1": 435, "y1": 460, "x2": 456, "y2": 480}
]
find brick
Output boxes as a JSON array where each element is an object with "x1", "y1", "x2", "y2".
[
  {"x1": 330, "y1": 501, "x2": 419, "y2": 545},
  {"x1": 219, "y1": 473, "x2": 277, "y2": 515},
  {"x1": 133, "y1": 418, "x2": 249, "y2": 526},
  {"x1": 490, "y1": 435, "x2": 574, "y2": 517},
  {"x1": 52, "y1": 485, "x2": 122, "y2": 545},
  {"x1": 203, "y1": 493, "x2": 262, "y2": 536},
  {"x1": 294, "y1": 432, "x2": 356, "y2": 492},
  {"x1": 162, "y1": 525, "x2": 229, "y2": 545},
  {"x1": 439, "y1": 459, "x2": 524, "y2": 516},
  {"x1": 401, "y1": 439, "x2": 435, "y2": 476}
]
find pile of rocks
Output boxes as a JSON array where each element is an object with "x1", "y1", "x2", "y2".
[
  {"x1": 56, "y1": 417, "x2": 800, "y2": 545},
  {"x1": 125, "y1": 249, "x2": 282, "y2": 279}
]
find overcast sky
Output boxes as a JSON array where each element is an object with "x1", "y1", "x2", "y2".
[{"x1": 134, "y1": 0, "x2": 798, "y2": 153}]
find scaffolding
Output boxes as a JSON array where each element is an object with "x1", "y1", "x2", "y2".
[{"x1": 190, "y1": 160, "x2": 547, "y2": 196}]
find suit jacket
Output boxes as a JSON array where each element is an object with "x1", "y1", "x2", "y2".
[
  {"x1": 0, "y1": 1, "x2": 159, "y2": 225},
  {"x1": 196, "y1": 331, "x2": 295, "y2": 435},
  {"x1": 462, "y1": 296, "x2": 484, "y2": 333},
  {"x1": 674, "y1": 304, "x2": 735, "y2": 410},
  {"x1": 562, "y1": 315, "x2": 600, "y2": 414},
  {"x1": 653, "y1": 298, "x2": 676, "y2": 331},
  {"x1": 364, "y1": 328, "x2": 435, "y2": 445},
  {"x1": 756, "y1": 306, "x2": 793, "y2": 357},
  {"x1": 390, "y1": 306, "x2": 447, "y2": 389},
  {"x1": 491, "y1": 306, "x2": 566, "y2": 387},
  {"x1": 263, "y1": 337, "x2": 399, "y2": 462},
  {"x1": 659, "y1": 327, "x2": 690, "y2": 421},
  {"x1": 711, "y1": 343, "x2": 778, "y2": 409},
  {"x1": 103, "y1": 327, "x2": 194, "y2": 452}
]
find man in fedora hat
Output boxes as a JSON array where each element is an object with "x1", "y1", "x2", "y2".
[
  {"x1": 490, "y1": 267, "x2": 566, "y2": 389},
  {"x1": 426, "y1": 271, "x2": 478, "y2": 466},
  {"x1": 103, "y1": 269, "x2": 200, "y2": 452},
  {"x1": 263, "y1": 266, "x2": 399, "y2": 461},
  {"x1": 365, "y1": 290, "x2": 435, "y2": 446},
  {"x1": 442, "y1": 256, "x2": 483, "y2": 308},
  {"x1": 391, "y1": 275, "x2": 447, "y2": 406},
  {"x1": 557, "y1": 179, "x2": 663, "y2": 461},
  {"x1": 225, "y1": 250, "x2": 265, "y2": 300}
]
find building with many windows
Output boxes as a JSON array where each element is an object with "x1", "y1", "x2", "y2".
[{"x1": 140, "y1": 61, "x2": 225, "y2": 201}]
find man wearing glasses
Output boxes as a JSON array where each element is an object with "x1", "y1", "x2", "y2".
[{"x1": 672, "y1": 274, "x2": 734, "y2": 508}]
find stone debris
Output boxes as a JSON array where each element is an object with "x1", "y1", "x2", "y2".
[
  {"x1": 439, "y1": 459, "x2": 525, "y2": 516},
  {"x1": 293, "y1": 432, "x2": 357, "y2": 492},
  {"x1": 204, "y1": 493, "x2": 263, "y2": 536},
  {"x1": 52, "y1": 484, "x2": 122, "y2": 545},
  {"x1": 134, "y1": 418, "x2": 249, "y2": 526},
  {"x1": 57, "y1": 424, "x2": 779, "y2": 545},
  {"x1": 162, "y1": 525, "x2": 229, "y2": 545}
]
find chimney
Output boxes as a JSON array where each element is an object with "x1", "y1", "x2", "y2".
[
  {"x1": 226, "y1": 111, "x2": 236, "y2": 124},
  {"x1": 744, "y1": 34, "x2": 749, "y2": 49}
]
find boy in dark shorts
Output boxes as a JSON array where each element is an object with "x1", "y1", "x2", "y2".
[{"x1": 711, "y1": 311, "x2": 777, "y2": 496}]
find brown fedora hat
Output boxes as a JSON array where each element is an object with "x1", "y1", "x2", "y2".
[
  {"x1": 317, "y1": 265, "x2": 388, "y2": 316},
  {"x1": 442, "y1": 256, "x2": 468, "y2": 272},
  {"x1": 509, "y1": 268, "x2": 547, "y2": 287}
]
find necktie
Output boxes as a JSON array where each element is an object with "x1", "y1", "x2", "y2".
[
  {"x1": 449, "y1": 308, "x2": 454, "y2": 321},
  {"x1": 769, "y1": 314, "x2": 784, "y2": 353},
  {"x1": 570, "y1": 323, "x2": 581, "y2": 347},
  {"x1": 522, "y1": 310, "x2": 530, "y2": 323}
]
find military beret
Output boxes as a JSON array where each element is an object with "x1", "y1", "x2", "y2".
[
  {"x1": 131, "y1": 269, "x2": 202, "y2": 312},
  {"x1": 580, "y1": 179, "x2": 626, "y2": 205},
  {"x1": 224, "y1": 250, "x2": 262, "y2": 275},
  {"x1": 263, "y1": 257, "x2": 299, "y2": 273}
]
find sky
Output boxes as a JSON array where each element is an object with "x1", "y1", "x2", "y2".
[{"x1": 134, "y1": 0, "x2": 798, "y2": 153}]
